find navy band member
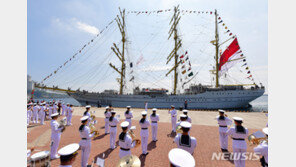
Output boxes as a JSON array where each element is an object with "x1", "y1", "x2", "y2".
[
  {"x1": 150, "y1": 108, "x2": 159, "y2": 142},
  {"x1": 168, "y1": 105, "x2": 177, "y2": 133},
  {"x1": 174, "y1": 122, "x2": 197, "y2": 155},
  {"x1": 182, "y1": 110, "x2": 192, "y2": 123},
  {"x1": 50, "y1": 113, "x2": 64, "y2": 159},
  {"x1": 124, "y1": 106, "x2": 133, "y2": 129},
  {"x1": 216, "y1": 109, "x2": 232, "y2": 152},
  {"x1": 79, "y1": 116, "x2": 95, "y2": 167},
  {"x1": 119, "y1": 121, "x2": 136, "y2": 158},
  {"x1": 109, "y1": 110, "x2": 120, "y2": 149},
  {"x1": 254, "y1": 127, "x2": 268, "y2": 167},
  {"x1": 58, "y1": 143, "x2": 79, "y2": 167},
  {"x1": 139, "y1": 111, "x2": 150, "y2": 155},
  {"x1": 226, "y1": 117, "x2": 249, "y2": 167},
  {"x1": 168, "y1": 148, "x2": 195, "y2": 167},
  {"x1": 104, "y1": 106, "x2": 111, "y2": 134}
]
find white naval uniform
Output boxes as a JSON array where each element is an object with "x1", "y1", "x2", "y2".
[
  {"x1": 124, "y1": 111, "x2": 133, "y2": 129},
  {"x1": 254, "y1": 140, "x2": 268, "y2": 167},
  {"x1": 79, "y1": 125, "x2": 95, "y2": 167},
  {"x1": 169, "y1": 109, "x2": 177, "y2": 132},
  {"x1": 67, "y1": 107, "x2": 73, "y2": 125},
  {"x1": 27, "y1": 108, "x2": 32, "y2": 125},
  {"x1": 174, "y1": 134, "x2": 197, "y2": 155},
  {"x1": 32, "y1": 106, "x2": 39, "y2": 123},
  {"x1": 109, "y1": 117, "x2": 120, "y2": 149},
  {"x1": 186, "y1": 116, "x2": 192, "y2": 123},
  {"x1": 150, "y1": 114, "x2": 159, "y2": 141},
  {"x1": 53, "y1": 104, "x2": 58, "y2": 114},
  {"x1": 50, "y1": 120, "x2": 63, "y2": 159},
  {"x1": 119, "y1": 133, "x2": 136, "y2": 158},
  {"x1": 61, "y1": 104, "x2": 66, "y2": 116},
  {"x1": 226, "y1": 126, "x2": 249, "y2": 167},
  {"x1": 139, "y1": 119, "x2": 150, "y2": 154},
  {"x1": 104, "y1": 111, "x2": 111, "y2": 134},
  {"x1": 84, "y1": 111, "x2": 91, "y2": 126},
  {"x1": 40, "y1": 106, "x2": 46, "y2": 125},
  {"x1": 216, "y1": 116, "x2": 232, "y2": 150},
  {"x1": 49, "y1": 106, "x2": 54, "y2": 119}
]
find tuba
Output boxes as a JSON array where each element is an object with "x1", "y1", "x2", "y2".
[
  {"x1": 248, "y1": 131, "x2": 267, "y2": 145},
  {"x1": 89, "y1": 111, "x2": 100, "y2": 138},
  {"x1": 128, "y1": 126, "x2": 141, "y2": 148}
]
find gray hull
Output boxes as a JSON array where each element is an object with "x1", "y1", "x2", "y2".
[{"x1": 68, "y1": 88, "x2": 264, "y2": 109}]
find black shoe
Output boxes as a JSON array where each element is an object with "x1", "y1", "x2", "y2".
[{"x1": 145, "y1": 152, "x2": 149, "y2": 155}]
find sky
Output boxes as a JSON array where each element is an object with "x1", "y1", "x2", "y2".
[{"x1": 28, "y1": 0, "x2": 268, "y2": 94}]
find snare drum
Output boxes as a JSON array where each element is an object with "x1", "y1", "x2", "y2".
[{"x1": 30, "y1": 151, "x2": 50, "y2": 167}]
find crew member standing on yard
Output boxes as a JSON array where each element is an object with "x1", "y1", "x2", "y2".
[
  {"x1": 139, "y1": 111, "x2": 150, "y2": 155},
  {"x1": 182, "y1": 110, "x2": 192, "y2": 123},
  {"x1": 109, "y1": 110, "x2": 120, "y2": 149},
  {"x1": 104, "y1": 106, "x2": 111, "y2": 134},
  {"x1": 79, "y1": 116, "x2": 95, "y2": 167},
  {"x1": 168, "y1": 105, "x2": 177, "y2": 133},
  {"x1": 227, "y1": 117, "x2": 249, "y2": 167},
  {"x1": 124, "y1": 106, "x2": 133, "y2": 129},
  {"x1": 50, "y1": 113, "x2": 65, "y2": 159},
  {"x1": 216, "y1": 109, "x2": 232, "y2": 152},
  {"x1": 150, "y1": 108, "x2": 159, "y2": 142},
  {"x1": 174, "y1": 122, "x2": 197, "y2": 155},
  {"x1": 254, "y1": 127, "x2": 268, "y2": 167},
  {"x1": 118, "y1": 121, "x2": 136, "y2": 158}
]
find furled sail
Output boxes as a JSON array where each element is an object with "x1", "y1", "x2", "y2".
[{"x1": 218, "y1": 38, "x2": 243, "y2": 76}]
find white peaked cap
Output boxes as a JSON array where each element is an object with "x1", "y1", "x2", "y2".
[
  {"x1": 171, "y1": 105, "x2": 175, "y2": 108},
  {"x1": 168, "y1": 148, "x2": 195, "y2": 167},
  {"x1": 218, "y1": 109, "x2": 225, "y2": 113},
  {"x1": 180, "y1": 121, "x2": 192, "y2": 128},
  {"x1": 180, "y1": 114, "x2": 187, "y2": 118},
  {"x1": 111, "y1": 110, "x2": 116, "y2": 114},
  {"x1": 233, "y1": 117, "x2": 243, "y2": 122},
  {"x1": 80, "y1": 116, "x2": 89, "y2": 121},
  {"x1": 106, "y1": 106, "x2": 109, "y2": 109},
  {"x1": 58, "y1": 143, "x2": 79, "y2": 156},
  {"x1": 141, "y1": 111, "x2": 147, "y2": 115},
  {"x1": 67, "y1": 103, "x2": 70, "y2": 105},
  {"x1": 126, "y1": 106, "x2": 131, "y2": 108},
  {"x1": 51, "y1": 113, "x2": 59, "y2": 117},
  {"x1": 262, "y1": 127, "x2": 268, "y2": 135},
  {"x1": 183, "y1": 110, "x2": 189, "y2": 113},
  {"x1": 86, "y1": 105, "x2": 91, "y2": 108},
  {"x1": 152, "y1": 108, "x2": 157, "y2": 111},
  {"x1": 121, "y1": 121, "x2": 129, "y2": 128}
]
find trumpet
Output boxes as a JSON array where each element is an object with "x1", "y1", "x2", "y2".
[
  {"x1": 176, "y1": 125, "x2": 182, "y2": 134},
  {"x1": 128, "y1": 126, "x2": 141, "y2": 148},
  {"x1": 58, "y1": 117, "x2": 67, "y2": 132},
  {"x1": 89, "y1": 120, "x2": 100, "y2": 138},
  {"x1": 248, "y1": 131, "x2": 268, "y2": 145}
]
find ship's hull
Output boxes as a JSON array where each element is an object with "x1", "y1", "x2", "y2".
[{"x1": 68, "y1": 88, "x2": 264, "y2": 109}]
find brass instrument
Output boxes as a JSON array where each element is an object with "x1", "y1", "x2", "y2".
[
  {"x1": 58, "y1": 117, "x2": 67, "y2": 132},
  {"x1": 248, "y1": 131, "x2": 267, "y2": 145},
  {"x1": 116, "y1": 155, "x2": 141, "y2": 167},
  {"x1": 89, "y1": 111, "x2": 100, "y2": 138},
  {"x1": 176, "y1": 125, "x2": 182, "y2": 134},
  {"x1": 128, "y1": 126, "x2": 141, "y2": 148}
]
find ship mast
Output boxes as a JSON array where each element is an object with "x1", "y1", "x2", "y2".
[
  {"x1": 166, "y1": 5, "x2": 182, "y2": 95},
  {"x1": 214, "y1": 9, "x2": 220, "y2": 88},
  {"x1": 110, "y1": 8, "x2": 126, "y2": 95}
]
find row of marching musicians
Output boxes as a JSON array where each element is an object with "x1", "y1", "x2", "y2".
[{"x1": 27, "y1": 101, "x2": 74, "y2": 126}]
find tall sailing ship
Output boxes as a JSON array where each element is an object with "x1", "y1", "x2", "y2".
[{"x1": 37, "y1": 6, "x2": 265, "y2": 109}]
